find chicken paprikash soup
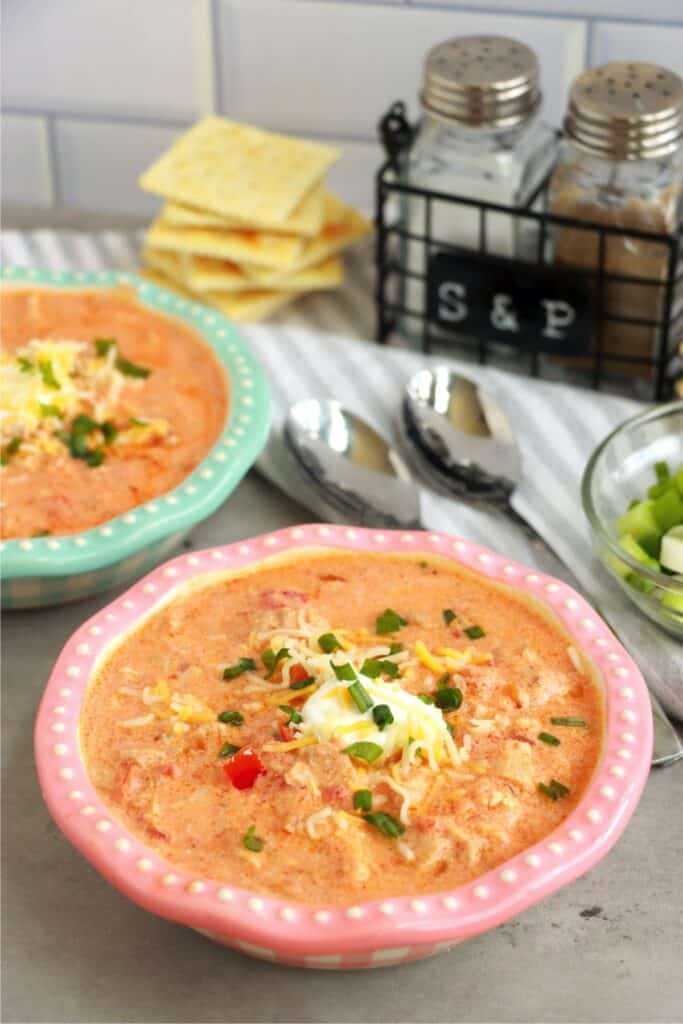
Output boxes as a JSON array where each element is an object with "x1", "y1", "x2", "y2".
[
  {"x1": 0, "y1": 287, "x2": 227, "y2": 538},
  {"x1": 81, "y1": 550, "x2": 604, "y2": 904}
]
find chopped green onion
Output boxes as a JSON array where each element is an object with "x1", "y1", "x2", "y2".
[
  {"x1": 388, "y1": 643, "x2": 403, "y2": 654},
  {"x1": 84, "y1": 448, "x2": 104, "y2": 468},
  {"x1": 115, "y1": 353, "x2": 150, "y2": 378},
  {"x1": 538, "y1": 732, "x2": 560, "y2": 746},
  {"x1": 95, "y1": 337, "x2": 150, "y2": 378},
  {"x1": 100, "y1": 420, "x2": 117, "y2": 443},
  {"x1": 436, "y1": 672, "x2": 451, "y2": 687},
  {"x1": 262, "y1": 647, "x2": 290, "y2": 677},
  {"x1": 443, "y1": 609, "x2": 457, "y2": 625},
  {"x1": 375, "y1": 609, "x2": 407, "y2": 634},
  {"x1": 218, "y1": 742, "x2": 241, "y2": 758},
  {"x1": 348, "y1": 681, "x2": 373, "y2": 712},
  {"x1": 278, "y1": 704, "x2": 302, "y2": 725},
  {"x1": 38, "y1": 360, "x2": 60, "y2": 389},
  {"x1": 418, "y1": 693, "x2": 435, "y2": 705},
  {"x1": 318, "y1": 632, "x2": 341, "y2": 653},
  {"x1": 39, "y1": 403, "x2": 61, "y2": 418},
  {"x1": 129, "y1": 417, "x2": 149, "y2": 427},
  {"x1": 446, "y1": 722, "x2": 455, "y2": 737},
  {"x1": 218, "y1": 710, "x2": 244, "y2": 725},
  {"x1": 343, "y1": 741, "x2": 383, "y2": 763},
  {"x1": 363, "y1": 812, "x2": 405, "y2": 838},
  {"x1": 95, "y1": 338, "x2": 117, "y2": 357},
  {"x1": 290, "y1": 675, "x2": 315, "y2": 690},
  {"x1": 538, "y1": 779, "x2": 570, "y2": 801},
  {"x1": 332, "y1": 662, "x2": 357, "y2": 682},
  {"x1": 242, "y1": 825, "x2": 264, "y2": 852},
  {"x1": 223, "y1": 657, "x2": 257, "y2": 680},
  {"x1": 464, "y1": 625, "x2": 485, "y2": 640},
  {"x1": 353, "y1": 789, "x2": 372, "y2": 812},
  {"x1": 435, "y1": 686, "x2": 463, "y2": 711},
  {"x1": 2, "y1": 436, "x2": 22, "y2": 464},
  {"x1": 550, "y1": 717, "x2": 586, "y2": 728},
  {"x1": 360, "y1": 658, "x2": 400, "y2": 679},
  {"x1": 655, "y1": 460, "x2": 670, "y2": 481},
  {"x1": 17, "y1": 356, "x2": 33, "y2": 373},
  {"x1": 372, "y1": 704, "x2": 394, "y2": 730}
]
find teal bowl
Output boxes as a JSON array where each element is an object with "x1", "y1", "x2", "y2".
[{"x1": 1, "y1": 266, "x2": 270, "y2": 609}]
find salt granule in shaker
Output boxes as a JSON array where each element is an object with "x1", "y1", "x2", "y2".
[
  {"x1": 400, "y1": 35, "x2": 556, "y2": 339},
  {"x1": 549, "y1": 62, "x2": 683, "y2": 384}
]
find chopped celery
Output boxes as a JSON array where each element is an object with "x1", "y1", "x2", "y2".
[
  {"x1": 652, "y1": 488, "x2": 683, "y2": 533},
  {"x1": 661, "y1": 588, "x2": 683, "y2": 613},
  {"x1": 618, "y1": 534, "x2": 660, "y2": 572}
]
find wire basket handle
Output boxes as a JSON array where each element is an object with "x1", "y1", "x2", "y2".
[{"x1": 378, "y1": 102, "x2": 414, "y2": 165}]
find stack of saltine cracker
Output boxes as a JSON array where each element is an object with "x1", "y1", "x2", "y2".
[{"x1": 139, "y1": 117, "x2": 372, "y2": 321}]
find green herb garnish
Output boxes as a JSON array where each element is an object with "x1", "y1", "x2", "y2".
[
  {"x1": 348, "y1": 681, "x2": 373, "y2": 713},
  {"x1": 538, "y1": 732, "x2": 560, "y2": 746},
  {"x1": 388, "y1": 643, "x2": 403, "y2": 654},
  {"x1": 218, "y1": 710, "x2": 244, "y2": 725},
  {"x1": 95, "y1": 337, "x2": 150, "y2": 378},
  {"x1": 375, "y1": 609, "x2": 407, "y2": 634},
  {"x1": 538, "y1": 779, "x2": 570, "y2": 801},
  {"x1": 363, "y1": 812, "x2": 405, "y2": 838},
  {"x1": 443, "y1": 609, "x2": 457, "y2": 625},
  {"x1": 436, "y1": 672, "x2": 451, "y2": 687},
  {"x1": 1, "y1": 436, "x2": 22, "y2": 465},
  {"x1": 435, "y1": 686, "x2": 463, "y2": 711},
  {"x1": 39, "y1": 403, "x2": 60, "y2": 418},
  {"x1": 290, "y1": 675, "x2": 315, "y2": 690},
  {"x1": 318, "y1": 632, "x2": 341, "y2": 653},
  {"x1": 17, "y1": 356, "x2": 33, "y2": 373},
  {"x1": 95, "y1": 338, "x2": 117, "y2": 357},
  {"x1": 418, "y1": 693, "x2": 435, "y2": 705},
  {"x1": 464, "y1": 625, "x2": 485, "y2": 640},
  {"x1": 242, "y1": 825, "x2": 264, "y2": 852},
  {"x1": 343, "y1": 741, "x2": 383, "y2": 763},
  {"x1": 550, "y1": 717, "x2": 586, "y2": 728},
  {"x1": 100, "y1": 420, "x2": 117, "y2": 443},
  {"x1": 223, "y1": 657, "x2": 257, "y2": 680},
  {"x1": 372, "y1": 704, "x2": 394, "y2": 730},
  {"x1": 360, "y1": 658, "x2": 400, "y2": 679},
  {"x1": 332, "y1": 662, "x2": 357, "y2": 682},
  {"x1": 218, "y1": 742, "x2": 241, "y2": 758},
  {"x1": 38, "y1": 360, "x2": 60, "y2": 389},
  {"x1": 262, "y1": 647, "x2": 290, "y2": 677},
  {"x1": 353, "y1": 789, "x2": 372, "y2": 812},
  {"x1": 278, "y1": 704, "x2": 303, "y2": 725}
]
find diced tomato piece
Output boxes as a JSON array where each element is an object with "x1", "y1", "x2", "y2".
[
  {"x1": 278, "y1": 723, "x2": 294, "y2": 742},
  {"x1": 222, "y1": 746, "x2": 266, "y2": 789},
  {"x1": 289, "y1": 663, "x2": 309, "y2": 685}
]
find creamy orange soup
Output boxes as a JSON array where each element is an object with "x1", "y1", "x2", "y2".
[
  {"x1": 0, "y1": 287, "x2": 228, "y2": 538},
  {"x1": 81, "y1": 551, "x2": 603, "y2": 904}
]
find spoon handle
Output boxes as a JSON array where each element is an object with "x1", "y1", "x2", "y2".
[{"x1": 500, "y1": 502, "x2": 683, "y2": 768}]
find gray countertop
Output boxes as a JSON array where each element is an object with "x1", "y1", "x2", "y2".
[{"x1": 3, "y1": 472, "x2": 683, "y2": 1024}]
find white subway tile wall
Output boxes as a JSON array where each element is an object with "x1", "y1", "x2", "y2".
[{"x1": 2, "y1": 0, "x2": 682, "y2": 217}]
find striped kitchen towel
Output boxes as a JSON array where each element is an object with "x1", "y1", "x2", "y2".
[{"x1": 2, "y1": 229, "x2": 681, "y2": 719}]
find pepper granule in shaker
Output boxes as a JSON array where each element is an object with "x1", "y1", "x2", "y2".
[{"x1": 549, "y1": 62, "x2": 683, "y2": 384}]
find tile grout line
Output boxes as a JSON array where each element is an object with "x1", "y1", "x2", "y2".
[
  {"x1": 1, "y1": 108, "x2": 192, "y2": 131},
  {"x1": 209, "y1": 0, "x2": 225, "y2": 114}
]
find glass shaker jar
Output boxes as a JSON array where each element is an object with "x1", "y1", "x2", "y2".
[
  {"x1": 400, "y1": 35, "x2": 557, "y2": 339},
  {"x1": 549, "y1": 63, "x2": 683, "y2": 383}
]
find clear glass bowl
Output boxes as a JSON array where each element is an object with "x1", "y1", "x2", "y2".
[{"x1": 582, "y1": 401, "x2": 683, "y2": 639}]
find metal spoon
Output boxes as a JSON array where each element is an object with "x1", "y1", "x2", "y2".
[
  {"x1": 400, "y1": 366, "x2": 683, "y2": 767},
  {"x1": 283, "y1": 398, "x2": 421, "y2": 530}
]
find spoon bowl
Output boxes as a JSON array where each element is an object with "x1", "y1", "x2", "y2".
[{"x1": 283, "y1": 398, "x2": 421, "y2": 529}]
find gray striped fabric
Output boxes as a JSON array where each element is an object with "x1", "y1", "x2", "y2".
[{"x1": 2, "y1": 229, "x2": 681, "y2": 718}]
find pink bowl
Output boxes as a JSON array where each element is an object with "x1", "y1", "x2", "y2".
[{"x1": 35, "y1": 525, "x2": 652, "y2": 969}]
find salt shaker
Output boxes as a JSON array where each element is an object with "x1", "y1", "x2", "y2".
[
  {"x1": 549, "y1": 62, "x2": 683, "y2": 382},
  {"x1": 401, "y1": 35, "x2": 557, "y2": 336}
]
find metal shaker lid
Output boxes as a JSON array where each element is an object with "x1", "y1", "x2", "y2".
[
  {"x1": 421, "y1": 36, "x2": 541, "y2": 129},
  {"x1": 564, "y1": 63, "x2": 683, "y2": 160}
]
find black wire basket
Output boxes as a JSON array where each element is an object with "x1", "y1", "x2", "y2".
[{"x1": 375, "y1": 102, "x2": 683, "y2": 401}]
